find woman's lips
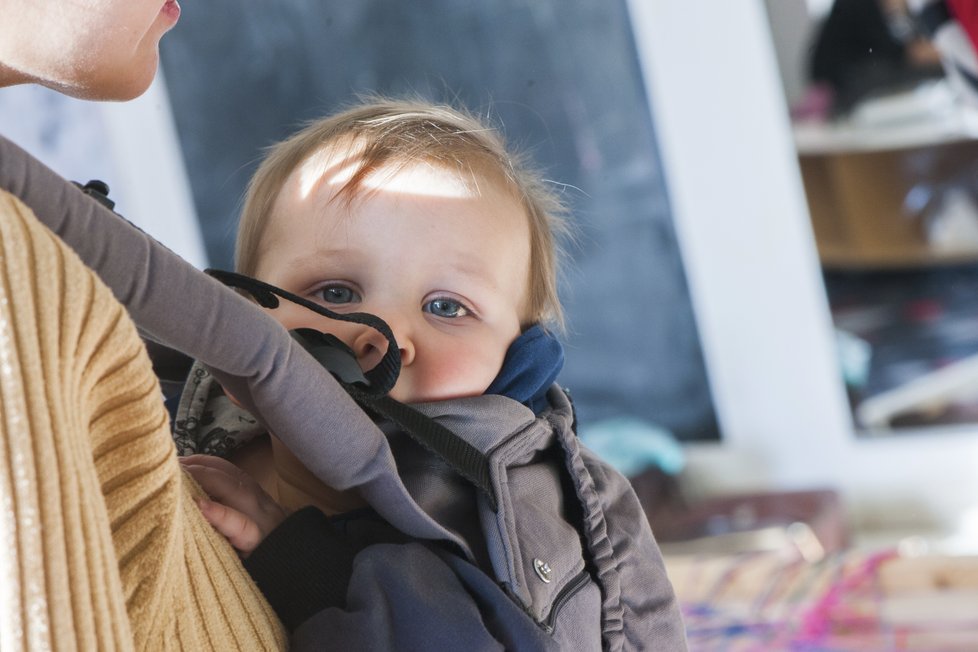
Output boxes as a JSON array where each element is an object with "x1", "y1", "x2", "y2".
[{"x1": 161, "y1": 0, "x2": 181, "y2": 23}]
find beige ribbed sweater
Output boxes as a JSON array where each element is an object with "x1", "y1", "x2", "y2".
[{"x1": 0, "y1": 190, "x2": 286, "y2": 651}]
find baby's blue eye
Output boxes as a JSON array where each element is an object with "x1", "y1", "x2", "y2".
[
  {"x1": 425, "y1": 298, "x2": 469, "y2": 318},
  {"x1": 319, "y1": 285, "x2": 359, "y2": 304}
]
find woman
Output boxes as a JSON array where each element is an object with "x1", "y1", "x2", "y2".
[{"x1": 1, "y1": 2, "x2": 294, "y2": 649}]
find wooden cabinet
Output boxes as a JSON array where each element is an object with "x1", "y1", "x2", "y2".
[{"x1": 795, "y1": 116, "x2": 978, "y2": 269}]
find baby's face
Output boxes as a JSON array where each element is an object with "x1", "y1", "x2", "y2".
[{"x1": 254, "y1": 151, "x2": 530, "y2": 404}]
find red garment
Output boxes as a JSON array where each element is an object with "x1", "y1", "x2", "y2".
[{"x1": 949, "y1": 0, "x2": 978, "y2": 53}]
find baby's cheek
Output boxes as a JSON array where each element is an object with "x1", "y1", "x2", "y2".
[{"x1": 424, "y1": 347, "x2": 503, "y2": 399}]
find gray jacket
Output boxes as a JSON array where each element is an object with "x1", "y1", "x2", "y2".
[{"x1": 0, "y1": 135, "x2": 687, "y2": 650}]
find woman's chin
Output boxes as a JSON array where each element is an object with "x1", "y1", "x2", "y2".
[{"x1": 66, "y1": 53, "x2": 159, "y2": 101}]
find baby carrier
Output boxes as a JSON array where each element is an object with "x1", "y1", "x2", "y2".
[
  {"x1": 163, "y1": 269, "x2": 686, "y2": 650},
  {"x1": 0, "y1": 137, "x2": 687, "y2": 650}
]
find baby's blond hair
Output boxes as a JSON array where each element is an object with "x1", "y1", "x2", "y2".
[{"x1": 236, "y1": 97, "x2": 568, "y2": 330}]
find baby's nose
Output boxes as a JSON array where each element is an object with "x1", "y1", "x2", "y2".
[
  {"x1": 351, "y1": 320, "x2": 416, "y2": 370},
  {"x1": 351, "y1": 326, "x2": 390, "y2": 372},
  {"x1": 386, "y1": 317, "x2": 415, "y2": 367}
]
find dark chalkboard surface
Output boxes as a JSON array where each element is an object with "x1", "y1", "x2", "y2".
[{"x1": 159, "y1": 0, "x2": 719, "y2": 441}]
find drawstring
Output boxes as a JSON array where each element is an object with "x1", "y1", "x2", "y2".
[
  {"x1": 206, "y1": 269, "x2": 497, "y2": 511},
  {"x1": 206, "y1": 269, "x2": 401, "y2": 396}
]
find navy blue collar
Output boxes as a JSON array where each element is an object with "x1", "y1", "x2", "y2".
[{"x1": 485, "y1": 325, "x2": 564, "y2": 413}]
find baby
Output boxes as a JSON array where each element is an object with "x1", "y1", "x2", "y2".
[
  {"x1": 179, "y1": 97, "x2": 568, "y2": 552},
  {"x1": 174, "y1": 98, "x2": 685, "y2": 648}
]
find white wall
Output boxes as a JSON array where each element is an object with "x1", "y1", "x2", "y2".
[
  {"x1": 98, "y1": 73, "x2": 208, "y2": 269},
  {"x1": 626, "y1": 0, "x2": 978, "y2": 537},
  {"x1": 763, "y1": 0, "x2": 817, "y2": 105},
  {"x1": 0, "y1": 75, "x2": 208, "y2": 270}
]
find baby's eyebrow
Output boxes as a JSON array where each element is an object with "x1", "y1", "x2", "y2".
[
  {"x1": 450, "y1": 263, "x2": 494, "y2": 285},
  {"x1": 289, "y1": 248, "x2": 361, "y2": 269},
  {"x1": 443, "y1": 268, "x2": 508, "y2": 306}
]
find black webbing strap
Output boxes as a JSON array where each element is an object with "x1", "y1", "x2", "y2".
[
  {"x1": 353, "y1": 392, "x2": 497, "y2": 511},
  {"x1": 206, "y1": 269, "x2": 400, "y2": 396},
  {"x1": 206, "y1": 269, "x2": 497, "y2": 510}
]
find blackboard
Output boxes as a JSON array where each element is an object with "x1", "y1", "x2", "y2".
[{"x1": 159, "y1": 0, "x2": 719, "y2": 441}]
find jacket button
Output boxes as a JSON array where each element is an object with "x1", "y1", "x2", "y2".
[{"x1": 533, "y1": 558, "x2": 553, "y2": 583}]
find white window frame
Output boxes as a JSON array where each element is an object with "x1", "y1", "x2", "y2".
[{"x1": 625, "y1": 0, "x2": 978, "y2": 535}]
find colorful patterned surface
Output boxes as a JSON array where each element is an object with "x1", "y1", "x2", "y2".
[{"x1": 665, "y1": 549, "x2": 978, "y2": 651}]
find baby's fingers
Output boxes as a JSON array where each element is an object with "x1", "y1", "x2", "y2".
[
  {"x1": 180, "y1": 455, "x2": 287, "y2": 542},
  {"x1": 181, "y1": 458, "x2": 248, "y2": 506},
  {"x1": 197, "y1": 497, "x2": 262, "y2": 556},
  {"x1": 181, "y1": 453, "x2": 248, "y2": 478}
]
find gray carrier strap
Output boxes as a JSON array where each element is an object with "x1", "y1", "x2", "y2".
[{"x1": 207, "y1": 269, "x2": 498, "y2": 510}]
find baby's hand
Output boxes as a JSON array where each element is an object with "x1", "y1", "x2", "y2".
[{"x1": 180, "y1": 454, "x2": 287, "y2": 557}]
